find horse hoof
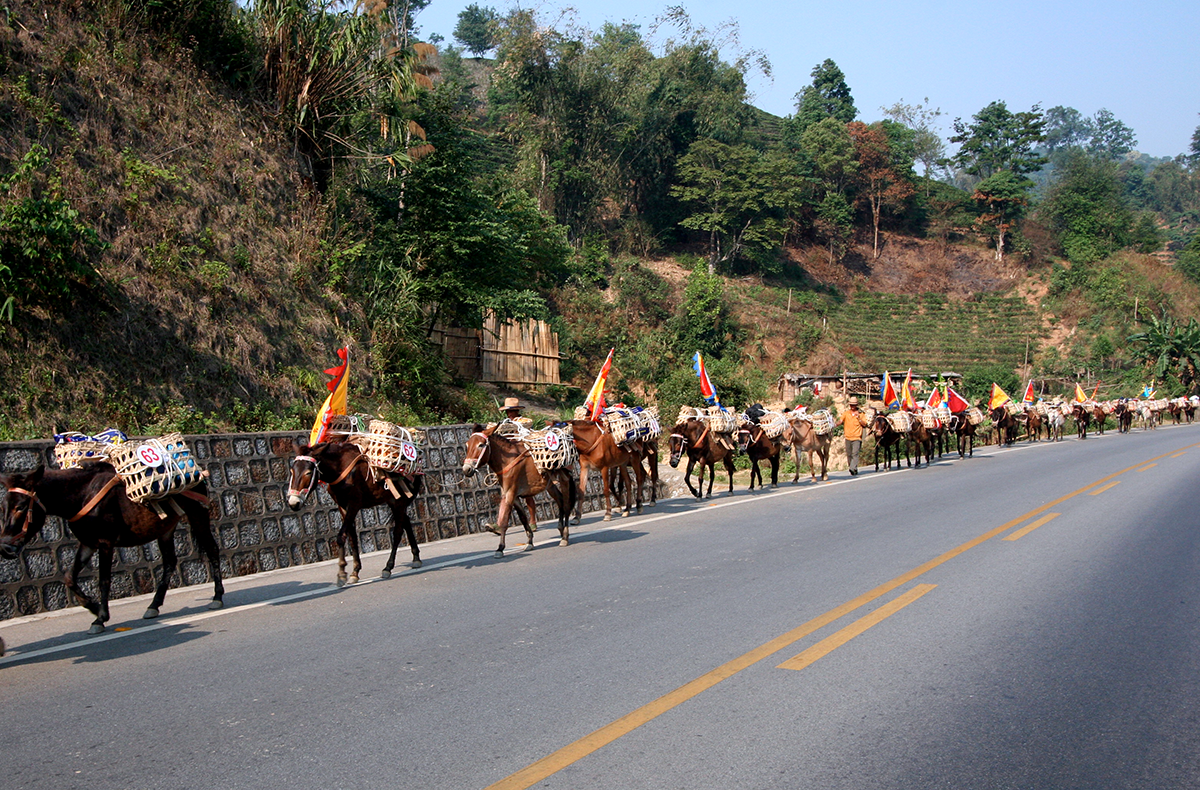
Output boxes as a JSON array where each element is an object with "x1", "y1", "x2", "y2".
[
  {"x1": 380, "y1": 569, "x2": 391, "y2": 579},
  {"x1": 410, "y1": 559, "x2": 422, "y2": 569},
  {"x1": 603, "y1": 513, "x2": 612, "y2": 522},
  {"x1": 142, "y1": 608, "x2": 159, "y2": 620},
  {"x1": 485, "y1": 523, "x2": 502, "y2": 536},
  {"x1": 88, "y1": 623, "x2": 105, "y2": 635},
  {"x1": 571, "y1": 517, "x2": 581, "y2": 525},
  {"x1": 493, "y1": 550, "x2": 504, "y2": 559},
  {"x1": 335, "y1": 577, "x2": 346, "y2": 588},
  {"x1": 208, "y1": 600, "x2": 223, "y2": 610},
  {"x1": 559, "y1": 539, "x2": 569, "y2": 547},
  {"x1": 636, "y1": 506, "x2": 643, "y2": 515},
  {"x1": 348, "y1": 575, "x2": 359, "y2": 585},
  {"x1": 522, "y1": 543, "x2": 534, "y2": 552}
]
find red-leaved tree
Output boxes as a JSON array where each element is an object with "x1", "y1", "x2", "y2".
[{"x1": 848, "y1": 122, "x2": 914, "y2": 259}]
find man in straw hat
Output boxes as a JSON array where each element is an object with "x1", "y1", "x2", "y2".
[
  {"x1": 501, "y1": 397, "x2": 533, "y2": 428},
  {"x1": 842, "y1": 396, "x2": 869, "y2": 476}
]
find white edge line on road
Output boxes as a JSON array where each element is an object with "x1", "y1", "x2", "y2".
[{"x1": 0, "y1": 426, "x2": 1187, "y2": 666}]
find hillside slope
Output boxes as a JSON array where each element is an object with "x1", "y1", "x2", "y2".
[{"x1": 0, "y1": 1, "x2": 351, "y2": 437}]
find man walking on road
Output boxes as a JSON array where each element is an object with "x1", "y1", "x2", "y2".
[{"x1": 843, "y1": 396, "x2": 870, "y2": 476}]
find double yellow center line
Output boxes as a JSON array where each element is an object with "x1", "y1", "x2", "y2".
[{"x1": 485, "y1": 441, "x2": 1197, "y2": 790}]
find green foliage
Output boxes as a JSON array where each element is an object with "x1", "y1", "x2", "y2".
[
  {"x1": 1037, "y1": 152, "x2": 1132, "y2": 263},
  {"x1": 0, "y1": 144, "x2": 103, "y2": 314},
  {"x1": 1128, "y1": 311, "x2": 1200, "y2": 391},
  {"x1": 668, "y1": 262, "x2": 742, "y2": 361},
  {"x1": 1178, "y1": 234, "x2": 1200, "y2": 284},
  {"x1": 950, "y1": 101, "x2": 1047, "y2": 179},
  {"x1": 453, "y1": 4, "x2": 498, "y2": 57},
  {"x1": 792, "y1": 59, "x2": 857, "y2": 134},
  {"x1": 961, "y1": 363, "x2": 1020, "y2": 403}
]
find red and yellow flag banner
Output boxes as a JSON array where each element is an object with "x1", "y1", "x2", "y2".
[
  {"x1": 900, "y1": 369, "x2": 917, "y2": 411},
  {"x1": 1075, "y1": 383, "x2": 1088, "y2": 403},
  {"x1": 988, "y1": 383, "x2": 1011, "y2": 410},
  {"x1": 309, "y1": 347, "x2": 350, "y2": 446},
  {"x1": 1022, "y1": 380, "x2": 1036, "y2": 404},
  {"x1": 585, "y1": 348, "x2": 615, "y2": 421}
]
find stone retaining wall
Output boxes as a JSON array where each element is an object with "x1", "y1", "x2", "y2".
[{"x1": 0, "y1": 427, "x2": 656, "y2": 620}]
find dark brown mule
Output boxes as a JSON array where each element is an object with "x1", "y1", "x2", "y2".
[
  {"x1": 461, "y1": 425, "x2": 575, "y2": 558},
  {"x1": 668, "y1": 418, "x2": 737, "y2": 498},
  {"x1": 991, "y1": 407, "x2": 1019, "y2": 446},
  {"x1": 907, "y1": 418, "x2": 934, "y2": 468},
  {"x1": 1092, "y1": 405, "x2": 1109, "y2": 435},
  {"x1": 1071, "y1": 404, "x2": 1091, "y2": 439},
  {"x1": 1026, "y1": 409, "x2": 1043, "y2": 442},
  {"x1": 0, "y1": 465, "x2": 224, "y2": 634},
  {"x1": 566, "y1": 420, "x2": 644, "y2": 521},
  {"x1": 1115, "y1": 402, "x2": 1134, "y2": 434},
  {"x1": 870, "y1": 414, "x2": 908, "y2": 470},
  {"x1": 288, "y1": 440, "x2": 422, "y2": 586},
  {"x1": 783, "y1": 415, "x2": 831, "y2": 483},
  {"x1": 952, "y1": 411, "x2": 977, "y2": 457},
  {"x1": 1185, "y1": 402, "x2": 1196, "y2": 423},
  {"x1": 737, "y1": 423, "x2": 781, "y2": 490}
]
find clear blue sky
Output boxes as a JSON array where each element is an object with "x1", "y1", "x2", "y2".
[{"x1": 414, "y1": 0, "x2": 1200, "y2": 158}]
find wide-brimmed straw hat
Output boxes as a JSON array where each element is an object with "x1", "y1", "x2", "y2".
[
  {"x1": 848, "y1": 396, "x2": 860, "y2": 406},
  {"x1": 502, "y1": 397, "x2": 524, "y2": 411}
]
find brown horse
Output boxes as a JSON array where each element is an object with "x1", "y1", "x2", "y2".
[
  {"x1": 952, "y1": 411, "x2": 978, "y2": 457},
  {"x1": 289, "y1": 440, "x2": 423, "y2": 586},
  {"x1": 0, "y1": 464, "x2": 224, "y2": 634},
  {"x1": 1092, "y1": 404, "x2": 1109, "y2": 435},
  {"x1": 668, "y1": 418, "x2": 737, "y2": 498},
  {"x1": 737, "y1": 423, "x2": 781, "y2": 490},
  {"x1": 1115, "y1": 402, "x2": 1134, "y2": 434},
  {"x1": 783, "y1": 414, "x2": 831, "y2": 483},
  {"x1": 908, "y1": 418, "x2": 934, "y2": 467},
  {"x1": 461, "y1": 425, "x2": 575, "y2": 558},
  {"x1": 991, "y1": 407, "x2": 1019, "y2": 446},
  {"x1": 566, "y1": 420, "x2": 644, "y2": 521},
  {"x1": 1072, "y1": 404, "x2": 1091, "y2": 439},
  {"x1": 870, "y1": 414, "x2": 909, "y2": 470},
  {"x1": 1026, "y1": 409, "x2": 1043, "y2": 442}
]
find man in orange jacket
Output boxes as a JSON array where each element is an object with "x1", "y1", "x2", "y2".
[{"x1": 842, "y1": 396, "x2": 870, "y2": 476}]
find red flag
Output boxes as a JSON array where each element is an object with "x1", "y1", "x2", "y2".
[
  {"x1": 900, "y1": 369, "x2": 916, "y2": 411},
  {"x1": 881, "y1": 371, "x2": 899, "y2": 408},
  {"x1": 947, "y1": 387, "x2": 971, "y2": 413},
  {"x1": 1022, "y1": 381, "x2": 1035, "y2": 404},
  {"x1": 1091, "y1": 382, "x2": 1100, "y2": 400},
  {"x1": 927, "y1": 386, "x2": 944, "y2": 409},
  {"x1": 585, "y1": 348, "x2": 614, "y2": 421}
]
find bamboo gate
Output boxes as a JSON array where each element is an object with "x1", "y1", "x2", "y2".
[{"x1": 432, "y1": 312, "x2": 562, "y2": 386}]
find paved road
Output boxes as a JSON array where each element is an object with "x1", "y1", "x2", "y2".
[{"x1": 2, "y1": 424, "x2": 1199, "y2": 789}]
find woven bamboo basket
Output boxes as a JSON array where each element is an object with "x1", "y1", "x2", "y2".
[
  {"x1": 600, "y1": 408, "x2": 642, "y2": 445},
  {"x1": 1004, "y1": 401, "x2": 1023, "y2": 417},
  {"x1": 676, "y1": 406, "x2": 702, "y2": 425},
  {"x1": 107, "y1": 433, "x2": 204, "y2": 503},
  {"x1": 521, "y1": 426, "x2": 578, "y2": 471},
  {"x1": 631, "y1": 406, "x2": 662, "y2": 441},
  {"x1": 934, "y1": 403, "x2": 953, "y2": 422},
  {"x1": 1154, "y1": 399, "x2": 1170, "y2": 411},
  {"x1": 703, "y1": 407, "x2": 739, "y2": 435},
  {"x1": 807, "y1": 409, "x2": 835, "y2": 436},
  {"x1": 758, "y1": 411, "x2": 788, "y2": 440},
  {"x1": 494, "y1": 417, "x2": 533, "y2": 438},
  {"x1": 966, "y1": 407, "x2": 985, "y2": 426},
  {"x1": 1102, "y1": 402, "x2": 1115, "y2": 415},
  {"x1": 886, "y1": 411, "x2": 915, "y2": 433},
  {"x1": 1059, "y1": 402, "x2": 1074, "y2": 416},
  {"x1": 355, "y1": 420, "x2": 425, "y2": 475},
  {"x1": 54, "y1": 440, "x2": 116, "y2": 469},
  {"x1": 918, "y1": 411, "x2": 940, "y2": 429},
  {"x1": 1034, "y1": 402, "x2": 1048, "y2": 416}
]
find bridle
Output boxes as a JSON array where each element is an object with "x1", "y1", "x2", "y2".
[
  {"x1": 2, "y1": 486, "x2": 44, "y2": 547},
  {"x1": 462, "y1": 432, "x2": 491, "y2": 473},
  {"x1": 288, "y1": 451, "x2": 363, "y2": 501}
]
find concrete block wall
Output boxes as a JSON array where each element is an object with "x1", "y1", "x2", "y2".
[{"x1": 0, "y1": 426, "x2": 651, "y2": 620}]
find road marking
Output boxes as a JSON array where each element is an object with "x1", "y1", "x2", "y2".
[
  {"x1": 481, "y1": 440, "x2": 1200, "y2": 790},
  {"x1": 1136, "y1": 463, "x2": 1158, "y2": 472},
  {"x1": 1003, "y1": 513, "x2": 1060, "y2": 541},
  {"x1": 1170, "y1": 451, "x2": 1188, "y2": 458},
  {"x1": 777, "y1": 585, "x2": 936, "y2": 671},
  {"x1": 1088, "y1": 481, "x2": 1121, "y2": 496}
]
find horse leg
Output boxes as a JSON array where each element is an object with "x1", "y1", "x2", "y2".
[
  {"x1": 65, "y1": 543, "x2": 100, "y2": 623},
  {"x1": 344, "y1": 518, "x2": 363, "y2": 585},
  {"x1": 617, "y1": 464, "x2": 632, "y2": 517},
  {"x1": 705, "y1": 460, "x2": 716, "y2": 499},
  {"x1": 490, "y1": 489, "x2": 515, "y2": 558},
  {"x1": 143, "y1": 536, "x2": 178, "y2": 623},
  {"x1": 645, "y1": 445, "x2": 658, "y2": 506},
  {"x1": 748, "y1": 456, "x2": 759, "y2": 491},
  {"x1": 91, "y1": 544, "x2": 115, "y2": 635},
  {"x1": 516, "y1": 496, "x2": 537, "y2": 551},
  {"x1": 820, "y1": 443, "x2": 830, "y2": 481},
  {"x1": 573, "y1": 459, "x2": 589, "y2": 524},
  {"x1": 181, "y1": 494, "x2": 225, "y2": 609},
  {"x1": 684, "y1": 456, "x2": 702, "y2": 499},
  {"x1": 769, "y1": 450, "x2": 780, "y2": 488},
  {"x1": 723, "y1": 455, "x2": 736, "y2": 494},
  {"x1": 600, "y1": 467, "x2": 615, "y2": 521}
]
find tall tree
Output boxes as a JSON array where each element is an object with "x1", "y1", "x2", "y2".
[
  {"x1": 793, "y1": 59, "x2": 856, "y2": 134},
  {"x1": 880, "y1": 98, "x2": 946, "y2": 180},
  {"x1": 950, "y1": 101, "x2": 1047, "y2": 179},
  {"x1": 453, "y1": 3, "x2": 498, "y2": 58},
  {"x1": 1038, "y1": 152, "x2": 1132, "y2": 263},
  {"x1": 971, "y1": 170, "x2": 1029, "y2": 263},
  {"x1": 1189, "y1": 117, "x2": 1200, "y2": 165},
  {"x1": 1087, "y1": 109, "x2": 1136, "y2": 160},
  {"x1": 849, "y1": 122, "x2": 914, "y2": 259}
]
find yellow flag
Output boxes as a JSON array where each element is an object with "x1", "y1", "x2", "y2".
[
  {"x1": 988, "y1": 383, "x2": 1011, "y2": 410},
  {"x1": 1074, "y1": 383, "x2": 1088, "y2": 404},
  {"x1": 309, "y1": 348, "x2": 350, "y2": 445}
]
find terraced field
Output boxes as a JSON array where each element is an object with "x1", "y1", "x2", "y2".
[{"x1": 831, "y1": 294, "x2": 1040, "y2": 372}]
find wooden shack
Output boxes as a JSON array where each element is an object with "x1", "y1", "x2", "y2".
[{"x1": 431, "y1": 312, "x2": 562, "y2": 386}]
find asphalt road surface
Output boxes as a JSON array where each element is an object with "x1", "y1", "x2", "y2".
[{"x1": 2, "y1": 423, "x2": 1199, "y2": 790}]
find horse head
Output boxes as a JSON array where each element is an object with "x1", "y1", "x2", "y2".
[
  {"x1": 0, "y1": 466, "x2": 46, "y2": 559},
  {"x1": 287, "y1": 440, "x2": 325, "y2": 510},
  {"x1": 462, "y1": 424, "x2": 493, "y2": 476},
  {"x1": 736, "y1": 426, "x2": 752, "y2": 453},
  {"x1": 668, "y1": 420, "x2": 698, "y2": 468},
  {"x1": 870, "y1": 414, "x2": 891, "y2": 439}
]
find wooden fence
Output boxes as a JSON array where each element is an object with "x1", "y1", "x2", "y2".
[{"x1": 431, "y1": 312, "x2": 561, "y2": 386}]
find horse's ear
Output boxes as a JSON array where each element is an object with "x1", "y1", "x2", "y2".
[{"x1": 471, "y1": 423, "x2": 485, "y2": 433}]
